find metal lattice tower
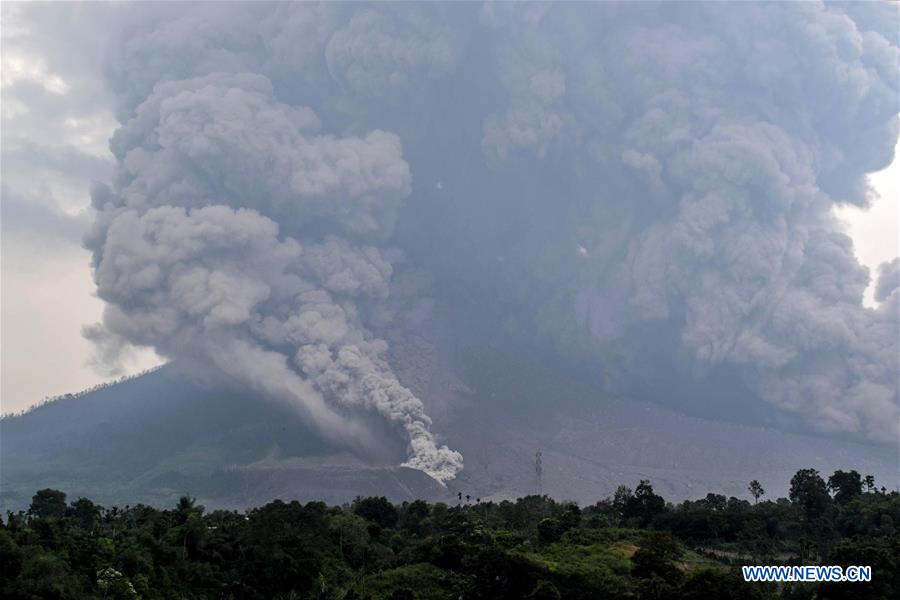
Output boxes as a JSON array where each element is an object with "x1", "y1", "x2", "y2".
[{"x1": 535, "y1": 449, "x2": 543, "y2": 496}]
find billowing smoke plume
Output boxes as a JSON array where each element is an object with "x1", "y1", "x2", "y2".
[
  {"x1": 85, "y1": 71, "x2": 462, "y2": 482},
  {"x1": 87, "y1": 1, "x2": 899, "y2": 480},
  {"x1": 466, "y1": 2, "x2": 900, "y2": 442}
]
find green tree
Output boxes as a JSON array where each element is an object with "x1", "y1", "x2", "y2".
[
  {"x1": 398, "y1": 499, "x2": 430, "y2": 535},
  {"x1": 69, "y1": 497, "x2": 100, "y2": 532},
  {"x1": 863, "y1": 475, "x2": 876, "y2": 493},
  {"x1": 537, "y1": 517, "x2": 562, "y2": 545},
  {"x1": 748, "y1": 480, "x2": 765, "y2": 504},
  {"x1": 818, "y1": 538, "x2": 899, "y2": 599},
  {"x1": 789, "y1": 469, "x2": 830, "y2": 522},
  {"x1": 28, "y1": 489, "x2": 67, "y2": 520},
  {"x1": 612, "y1": 485, "x2": 633, "y2": 522},
  {"x1": 170, "y1": 495, "x2": 206, "y2": 561},
  {"x1": 0, "y1": 529, "x2": 23, "y2": 586},
  {"x1": 625, "y1": 480, "x2": 666, "y2": 526},
  {"x1": 9, "y1": 550, "x2": 84, "y2": 599},
  {"x1": 633, "y1": 532, "x2": 685, "y2": 600},
  {"x1": 789, "y1": 469, "x2": 833, "y2": 559},
  {"x1": 353, "y1": 496, "x2": 399, "y2": 529},
  {"x1": 632, "y1": 531, "x2": 684, "y2": 583},
  {"x1": 827, "y1": 470, "x2": 862, "y2": 505}
]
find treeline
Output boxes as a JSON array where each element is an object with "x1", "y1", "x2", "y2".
[
  {"x1": 1, "y1": 468, "x2": 897, "y2": 599},
  {"x1": 0, "y1": 366, "x2": 164, "y2": 421}
]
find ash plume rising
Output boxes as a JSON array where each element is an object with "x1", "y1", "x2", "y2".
[
  {"x1": 86, "y1": 0, "x2": 899, "y2": 480},
  {"x1": 84, "y1": 72, "x2": 462, "y2": 482},
  {"x1": 461, "y1": 1, "x2": 900, "y2": 443}
]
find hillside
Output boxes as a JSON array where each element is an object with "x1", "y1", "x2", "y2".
[
  {"x1": 2, "y1": 309, "x2": 897, "y2": 512},
  {"x1": 0, "y1": 367, "x2": 442, "y2": 511}
]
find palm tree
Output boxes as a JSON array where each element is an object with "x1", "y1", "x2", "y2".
[{"x1": 175, "y1": 496, "x2": 205, "y2": 560}]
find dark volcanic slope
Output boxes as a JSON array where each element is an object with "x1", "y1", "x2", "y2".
[
  {"x1": 0, "y1": 367, "x2": 442, "y2": 512},
  {"x1": 388, "y1": 309, "x2": 900, "y2": 505},
  {"x1": 2, "y1": 308, "x2": 897, "y2": 512}
]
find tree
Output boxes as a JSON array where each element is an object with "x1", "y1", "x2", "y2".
[
  {"x1": 818, "y1": 538, "x2": 899, "y2": 600},
  {"x1": 398, "y1": 499, "x2": 430, "y2": 535},
  {"x1": 789, "y1": 469, "x2": 833, "y2": 560},
  {"x1": 624, "y1": 480, "x2": 666, "y2": 526},
  {"x1": 748, "y1": 480, "x2": 765, "y2": 504},
  {"x1": 632, "y1": 531, "x2": 684, "y2": 583},
  {"x1": 11, "y1": 550, "x2": 84, "y2": 599},
  {"x1": 28, "y1": 489, "x2": 67, "y2": 520},
  {"x1": 789, "y1": 469, "x2": 830, "y2": 522},
  {"x1": 702, "y1": 493, "x2": 727, "y2": 512},
  {"x1": 69, "y1": 497, "x2": 100, "y2": 532},
  {"x1": 96, "y1": 567, "x2": 139, "y2": 600},
  {"x1": 612, "y1": 485, "x2": 633, "y2": 523},
  {"x1": 863, "y1": 475, "x2": 876, "y2": 493},
  {"x1": 0, "y1": 529, "x2": 23, "y2": 584},
  {"x1": 171, "y1": 496, "x2": 206, "y2": 560},
  {"x1": 537, "y1": 517, "x2": 562, "y2": 545},
  {"x1": 828, "y1": 470, "x2": 862, "y2": 505},
  {"x1": 353, "y1": 496, "x2": 398, "y2": 529},
  {"x1": 175, "y1": 495, "x2": 204, "y2": 523}
]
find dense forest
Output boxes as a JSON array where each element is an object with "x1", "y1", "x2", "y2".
[{"x1": 1, "y1": 469, "x2": 897, "y2": 599}]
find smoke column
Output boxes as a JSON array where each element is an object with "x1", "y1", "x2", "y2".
[{"x1": 84, "y1": 72, "x2": 463, "y2": 482}]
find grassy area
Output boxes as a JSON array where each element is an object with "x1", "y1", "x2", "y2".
[{"x1": 351, "y1": 563, "x2": 463, "y2": 600}]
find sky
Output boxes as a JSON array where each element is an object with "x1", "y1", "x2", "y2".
[
  {"x1": 835, "y1": 148, "x2": 900, "y2": 307},
  {"x1": 0, "y1": 2, "x2": 898, "y2": 460},
  {"x1": 1, "y1": 3, "x2": 162, "y2": 415}
]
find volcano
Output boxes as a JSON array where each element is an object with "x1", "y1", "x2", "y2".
[{"x1": 2, "y1": 308, "x2": 896, "y2": 512}]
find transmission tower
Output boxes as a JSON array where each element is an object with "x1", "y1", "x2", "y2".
[{"x1": 535, "y1": 449, "x2": 543, "y2": 496}]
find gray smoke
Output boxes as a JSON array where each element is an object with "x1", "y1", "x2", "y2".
[
  {"x1": 467, "y1": 2, "x2": 900, "y2": 442},
  {"x1": 85, "y1": 71, "x2": 462, "y2": 482},
  {"x1": 86, "y1": 1, "x2": 899, "y2": 482}
]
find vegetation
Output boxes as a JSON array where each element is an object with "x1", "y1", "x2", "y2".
[{"x1": 1, "y1": 469, "x2": 897, "y2": 599}]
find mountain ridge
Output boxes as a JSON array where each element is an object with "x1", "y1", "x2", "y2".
[{"x1": 2, "y1": 308, "x2": 897, "y2": 511}]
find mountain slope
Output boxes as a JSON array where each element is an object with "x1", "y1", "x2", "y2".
[
  {"x1": 0, "y1": 367, "x2": 442, "y2": 511},
  {"x1": 2, "y1": 308, "x2": 897, "y2": 511},
  {"x1": 387, "y1": 310, "x2": 899, "y2": 504}
]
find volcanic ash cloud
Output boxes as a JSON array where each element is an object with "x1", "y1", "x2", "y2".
[{"x1": 85, "y1": 72, "x2": 462, "y2": 482}]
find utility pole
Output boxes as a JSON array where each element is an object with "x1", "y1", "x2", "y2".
[{"x1": 535, "y1": 449, "x2": 543, "y2": 496}]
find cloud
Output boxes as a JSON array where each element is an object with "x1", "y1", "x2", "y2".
[
  {"x1": 1, "y1": 185, "x2": 91, "y2": 244},
  {"x1": 874, "y1": 258, "x2": 899, "y2": 303}
]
